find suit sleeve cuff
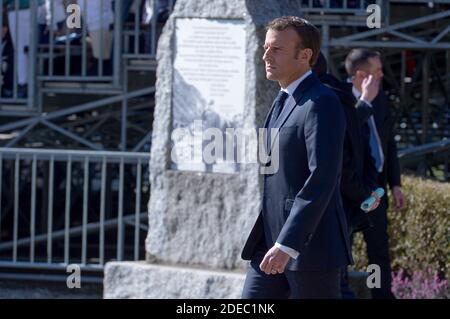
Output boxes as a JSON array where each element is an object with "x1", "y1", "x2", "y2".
[
  {"x1": 275, "y1": 242, "x2": 299, "y2": 260},
  {"x1": 359, "y1": 98, "x2": 373, "y2": 107}
]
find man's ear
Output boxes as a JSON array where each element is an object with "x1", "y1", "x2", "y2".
[{"x1": 298, "y1": 48, "x2": 313, "y2": 65}]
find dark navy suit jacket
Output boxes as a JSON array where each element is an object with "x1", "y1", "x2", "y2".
[
  {"x1": 241, "y1": 73, "x2": 353, "y2": 271},
  {"x1": 320, "y1": 74, "x2": 378, "y2": 234},
  {"x1": 342, "y1": 83, "x2": 402, "y2": 189}
]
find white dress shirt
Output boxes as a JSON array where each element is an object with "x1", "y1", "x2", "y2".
[
  {"x1": 352, "y1": 86, "x2": 385, "y2": 173},
  {"x1": 273, "y1": 70, "x2": 312, "y2": 260}
]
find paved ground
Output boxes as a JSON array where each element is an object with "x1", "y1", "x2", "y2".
[
  {"x1": 0, "y1": 272, "x2": 370, "y2": 299},
  {"x1": 0, "y1": 280, "x2": 103, "y2": 299}
]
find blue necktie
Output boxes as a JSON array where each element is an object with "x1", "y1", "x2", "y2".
[
  {"x1": 267, "y1": 91, "x2": 289, "y2": 151},
  {"x1": 367, "y1": 116, "x2": 384, "y2": 172},
  {"x1": 269, "y1": 91, "x2": 289, "y2": 127}
]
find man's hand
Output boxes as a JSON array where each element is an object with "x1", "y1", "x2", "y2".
[
  {"x1": 392, "y1": 186, "x2": 406, "y2": 211},
  {"x1": 368, "y1": 191, "x2": 381, "y2": 212},
  {"x1": 361, "y1": 75, "x2": 380, "y2": 104},
  {"x1": 260, "y1": 246, "x2": 290, "y2": 275}
]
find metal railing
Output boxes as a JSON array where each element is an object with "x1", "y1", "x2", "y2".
[
  {"x1": 123, "y1": 0, "x2": 174, "y2": 59},
  {"x1": 38, "y1": 0, "x2": 122, "y2": 85},
  {"x1": 0, "y1": 147, "x2": 150, "y2": 271},
  {"x1": 398, "y1": 139, "x2": 450, "y2": 180},
  {"x1": 399, "y1": 138, "x2": 450, "y2": 159},
  {"x1": 300, "y1": 0, "x2": 383, "y2": 13},
  {"x1": 0, "y1": 0, "x2": 38, "y2": 107},
  {"x1": 0, "y1": 0, "x2": 174, "y2": 110}
]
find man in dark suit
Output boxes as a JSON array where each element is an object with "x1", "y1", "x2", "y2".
[
  {"x1": 314, "y1": 52, "x2": 381, "y2": 236},
  {"x1": 345, "y1": 49, "x2": 406, "y2": 299},
  {"x1": 313, "y1": 52, "x2": 381, "y2": 298},
  {"x1": 241, "y1": 16, "x2": 351, "y2": 299}
]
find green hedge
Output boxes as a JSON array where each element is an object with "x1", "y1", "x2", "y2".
[{"x1": 352, "y1": 176, "x2": 450, "y2": 279}]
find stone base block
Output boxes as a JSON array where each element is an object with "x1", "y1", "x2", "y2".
[
  {"x1": 104, "y1": 262, "x2": 245, "y2": 299},
  {"x1": 104, "y1": 262, "x2": 371, "y2": 299}
]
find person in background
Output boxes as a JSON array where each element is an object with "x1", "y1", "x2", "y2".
[
  {"x1": 4, "y1": 0, "x2": 45, "y2": 98},
  {"x1": 1, "y1": 3, "x2": 14, "y2": 98},
  {"x1": 78, "y1": 0, "x2": 114, "y2": 76},
  {"x1": 121, "y1": 0, "x2": 135, "y2": 24},
  {"x1": 142, "y1": 0, "x2": 173, "y2": 53},
  {"x1": 44, "y1": 0, "x2": 67, "y2": 39},
  {"x1": 345, "y1": 48, "x2": 406, "y2": 299},
  {"x1": 313, "y1": 52, "x2": 381, "y2": 298}
]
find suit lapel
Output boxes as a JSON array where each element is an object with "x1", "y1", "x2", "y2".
[
  {"x1": 263, "y1": 99, "x2": 277, "y2": 129},
  {"x1": 262, "y1": 99, "x2": 278, "y2": 152}
]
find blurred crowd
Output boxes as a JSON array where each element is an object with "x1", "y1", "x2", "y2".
[
  {"x1": 302, "y1": 0, "x2": 377, "y2": 7},
  {"x1": 1, "y1": 0, "x2": 173, "y2": 98}
]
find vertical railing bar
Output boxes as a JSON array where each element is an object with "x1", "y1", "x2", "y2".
[
  {"x1": 47, "y1": 155, "x2": 54, "y2": 264},
  {"x1": 99, "y1": 0, "x2": 104, "y2": 77},
  {"x1": 113, "y1": 0, "x2": 122, "y2": 87},
  {"x1": 0, "y1": 5, "x2": 3, "y2": 99},
  {"x1": 446, "y1": 50, "x2": 450, "y2": 98},
  {"x1": 13, "y1": 154, "x2": 20, "y2": 262},
  {"x1": 82, "y1": 156, "x2": 89, "y2": 265},
  {"x1": 121, "y1": 99, "x2": 127, "y2": 151},
  {"x1": 0, "y1": 2, "x2": 3, "y2": 77},
  {"x1": 117, "y1": 157, "x2": 124, "y2": 261},
  {"x1": 65, "y1": 10, "x2": 70, "y2": 77},
  {"x1": 13, "y1": 0, "x2": 19, "y2": 99},
  {"x1": 134, "y1": 159, "x2": 142, "y2": 261},
  {"x1": 30, "y1": 154, "x2": 37, "y2": 263},
  {"x1": 343, "y1": 0, "x2": 348, "y2": 9},
  {"x1": 82, "y1": 0, "x2": 88, "y2": 77},
  {"x1": 0, "y1": 154, "x2": 3, "y2": 238},
  {"x1": 124, "y1": 29, "x2": 130, "y2": 55},
  {"x1": 28, "y1": 0, "x2": 37, "y2": 109},
  {"x1": 401, "y1": 50, "x2": 406, "y2": 97},
  {"x1": 151, "y1": 0, "x2": 157, "y2": 57},
  {"x1": 422, "y1": 54, "x2": 430, "y2": 145},
  {"x1": 49, "y1": 0, "x2": 55, "y2": 76},
  {"x1": 134, "y1": 0, "x2": 139, "y2": 54},
  {"x1": 64, "y1": 155, "x2": 72, "y2": 265},
  {"x1": 99, "y1": 157, "x2": 107, "y2": 265}
]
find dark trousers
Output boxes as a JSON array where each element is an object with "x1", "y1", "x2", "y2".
[
  {"x1": 362, "y1": 196, "x2": 395, "y2": 299},
  {"x1": 242, "y1": 251, "x2": 342, "y2": 299},
  {"x1": 340, "y1": 267, "x2": 356, "y2": 299}
]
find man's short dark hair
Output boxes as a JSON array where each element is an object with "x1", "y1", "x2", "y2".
[
  {"x1": 345, "y1": 48, "x2": 381, "y2": 76},
  {"x1": 313, "y1": 52, "x2": 328, "y2": 77},
  {"x1": 266, "y1": 16, "x2": 321, "y2": 67}
]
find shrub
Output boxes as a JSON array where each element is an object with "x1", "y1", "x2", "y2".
[
  {"x1": 392, "y1": 268, "x2": 450, "y2": 299},
  {"x1": 352, "y1": 176, "x2": 450, "y2": 281}
]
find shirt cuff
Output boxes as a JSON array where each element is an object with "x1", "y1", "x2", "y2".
[
  {"x1": 359, "y1": 98, "x2": 373, "y2": 107},
  {"x1": 275, "y1": 242, "x2": 299, "y2": 260}
]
